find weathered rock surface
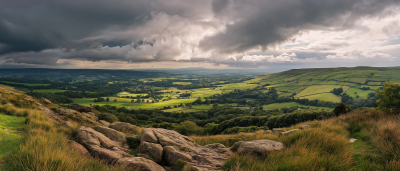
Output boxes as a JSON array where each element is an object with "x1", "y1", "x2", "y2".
[
  {"x1": 138, "y1": 128, "x2": 158, "y2": 143},
  {"x1": 139, "y1": 141, "x2": 163, "y2": 163},
  {"x1": 117, "y1": 157, "x2": 166, "y2": 171},
  {"x1": 264, "y1": 130, "x2": 273, "y2": 134},
  {"x1": 75, "y1": 126, "x2": 129, "y2": 162},
  {"x1": 140, "y1": 128, "x2": 232, "y2": 170},
  {"x1": 99, "y1": 120, "x2": 110, "y2": 127},
  {"x1": 58, "y1": 108, "x2": 78, "y2": 115},
  {"x1": 272, "y1": 128, "x2": 283, "y2": 132},
  {"x1": 62, "y1": 121, "x2": 74, "y2": 128},
  {"x1": 94, "y1": 126, "x2": 127, "y2": 146},
  {"x1": 110, "y1": 122, "x2": 140, "y2": 134},
  {"x1": 279, "y1": 129, "x2": 299, "y2": 137},
  {"x1": 41, "y1": 97, "x2": 51, "y2": 104},
  {"x1": 69, "y1": 141, "x2": 89, "y2": 156},
  {"x1": 74, "y1": 104, "x2": 93, "y2": 112},
  {"x1": 298, "y1": 124, "x2": 312, "y2": 130},
  {"x1": 231, "y1": 139, "x2": 284, "y2": 156}
]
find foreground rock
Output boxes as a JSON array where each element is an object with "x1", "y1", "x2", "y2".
[
  {"x1": 279, "y1": 129, "x2": 299, "y2": 137},
  {"x1": 298, "y1": 124, "x2": 312, "y2": 130},
  {"x1": 94, "y1": 126, "x2": 127, "y2": 147},
  {"x1": 74, "y1": 104, "x2": 94, "y2": 112},
  {"x1": 110, "y1": 122, "x2": 140, "y2": 134},
  {"x1": 230, "y1": 139, "x2": 284, "y2": 156},
  {"x1": 99, "y1": 120, "x2": 110, "y2": 126},
  {"x1": 139, "y1": 141, "x2": 163, "y2": 163},
  {"x1": 69, "y1": 141, "x2": 89, "y2": 156},
  {"x1": 139, "y1": 128, "x2": 232, "y2": 170},
  {"x1": 75, "y1": 126, "x2": 129, "y2": 162},
  {"x1": 117, "y1": 157, "x2": 166, "y2": 171}
]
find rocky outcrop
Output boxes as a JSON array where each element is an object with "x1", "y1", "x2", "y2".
[
  {"x1": 230, "y1": 139, "x2": 284, "y2": 156},
  {"x1": 272, "y1": 128, "x2": 283, "y2": 132},
  {"x1": 298, "y1": 124, "x2": 312, "y2": 130},
  {"x1": 94, "y1": 126, "x2": 127, "y2": 147},
  {"x1": 69, "y1": 141, "x2": 89, "y2": 156},
  {"x1": 41, "y1": 97, "x2": 51, "y2": 104},
  {"x1": 139, "y1": 141, "x2": 163, "y2": 163},
  {"x1": 117, "y1": 157, "x2": 166, "y2": 171},
  {"x1": 74, "y1": 104, "x2": 93, "y2": 112},
  {"x1": 139, "y1": 128, "x2": 232, "y2": 170},
  {"x1": 75, "y1": 126, "x2": 129, "y2": 162},
  {"x1": 138, "y1": 128, "x2": 158, "y2": 143},
  {"x1": 279, "y1": 129, "x2": 299, "y2": 137},
  {"x1": 110, "y1": 122, "x2": 140, "y2": 134},
  {"x1": 99, "y1": 120, "x2": 110, "y2": 127}
]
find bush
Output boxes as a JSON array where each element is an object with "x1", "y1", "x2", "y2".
[
  {"x1": 97, "y1": 113, "x2": 118, "y2": 123},
  {"x1": 174, "y1": 121, "x2": 204, "y2": 136},
  {"x1": 126, "y1": 137, "x2": 141, "y2": 149},
  {"x1": 334, "y1": 103, "x2": 352, "y2": 117}
]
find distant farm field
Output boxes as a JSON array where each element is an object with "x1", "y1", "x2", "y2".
[
  {"x1": 345, "y1": 88, "x2": 374, "y2": 99},
  {"x1": 73, "y1": 98, "x2": 195, "y2": 109},
  {"x1": 33, "y1": 89, "x2": 65, "y2": 93},
  {"x1": 172, "y1": 82, "x2": 192, "y2": 85},
  {"x1": 117, "y1": 92, "x2": 148, "y2": 97},
  {"x1": 262, "y1": 102, "x2": 333, "y2": 110},
  {"x1": 297, "y1": 93, "x2": 341, "y2": 103},
  {"x1": 295, "y1": 85, "x2": 341, "y2": 97},
  {"x1": 162, "y1": 104, "x2": 213, "y2": 112}
]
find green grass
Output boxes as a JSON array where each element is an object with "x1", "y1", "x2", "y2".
[
  {"x1": 173, "y1": 82, "x2": 192, "y2": 85},
  {"x1": 73, "y1": 98, "x2": 195, "y2": 109},
  {"x1": 33, "y1": 89, "x2": 66, "y2": 93},
  {"x1": 0, "y1": 114, "x2": 26, "y2": 161},
  {"x1": 1, "y1": 81, "x2": 50, "y2": 86},
  {"x1": 262, "y1": 102, "x2": 333, "y2": 110},
  {"x1": 348, "y1": 78, "x2": 368, "y2": 84},
  {"x1": 117, "y1": 92, "x2": 148, "y2": 97},
  {"x1": 295, "y1": 85, "x2": 341, "y2": 97},
  {"x1": 297, "y1": 93, "x2": 341, "y2": 103},
  {"x1": 345, "y1": 88, "x2": 375, "y2": 99}
]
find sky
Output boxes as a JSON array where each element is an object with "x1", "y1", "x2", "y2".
[{"x1": 1, "y1": 0, "x2": 400, "y2": 70}]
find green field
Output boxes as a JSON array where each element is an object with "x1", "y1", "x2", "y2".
[
  {"x1": 297, "y1": 93, "x2": 341, "y2": 103},
  {"x1": 73, "y1": 98, "x2": 196, "y2": 109},
  {"x1": 262, "y1": 102, "x2": 333, "y2": 110},
  {"x1": 33, "y1": 89, "x2": 66, "y2": 93},
  {"x1": 172, "y1": 82, "x2": 192, "y2": 85},
  {"x1": 295, "y1": 85, "x2": 341, "y2": 97},
  {"x1": 345, "y1": 88, "x2": 375, "y2": 99},
  {"x1": 0, "y1": 114, "x2": 26, "y2": 160},
  {"x1": 1, "y1": 81, "x2": 50, "y2": 86},
  {"x1": 117, "y1": 92, "x2": 148, "y2": 97},
  {"x1": 162, "y1": 104, "x2": 213, "y2": 112}
]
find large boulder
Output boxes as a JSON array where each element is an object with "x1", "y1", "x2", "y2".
[
  {"x1": 99, "y1": 120, "x2": 111, "y2": 127},
  {"x1": 139, "y1": 128, "x2": 232, "y2": 170},
  {"x1": 117, "y1": 157, "x2": 166, "y2": 171},
  {"x1": 230, "y1": 139, "x2": 284, "y2": 156},
  {"x1": 75, "y1": 126, "x2": 129, "y2": 162},
  {"x1": 138, "y1": 128, "x2": 158, "y2": 143},
  {"x1": 94, "y1": 126, "x2": 127, "y2": 146},
  {"x1": 163, "y1": 146, "x2": 192, "y2": 166},
  {"x1": 74, "y1": 104, "x2": 93, "y2": 112},
  {"x1": 69, "y1": 141, "x2": 89, "y2": 156},
  {"x1": 298, "y1": 124, "x2": 312, "y2": 130},
  {"x1": 139, "y1": 141, "x2": 163, "y2": 163},
  {"x1": 110, "y1": 122, "x2": 140, "y2": 134},
  {"x1": 58, "y1": 108, "x2": 78, "y2": 115}
]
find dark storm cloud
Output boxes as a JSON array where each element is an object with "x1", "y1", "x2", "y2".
[
  {"x1": 201, "y1": 0, "x2": 400, "y2": 54},
  {"x1": 0, "y1": 0, "x2": 400, "y2": 67}
]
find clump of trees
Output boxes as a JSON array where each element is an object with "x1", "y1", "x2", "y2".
[
  {"x1": 331, "y1": 88, "x2": 343, "y2": 95},
  {"x1": 375, "y1": 81, "x2": 400, "y2": 113},
  {"x1": 333, "y1": 103, "x2": 352, "y2": 117}
]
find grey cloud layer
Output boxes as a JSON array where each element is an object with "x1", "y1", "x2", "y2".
[{"x1": 0, "y1": 0, "x2": 399, "y2": 67}]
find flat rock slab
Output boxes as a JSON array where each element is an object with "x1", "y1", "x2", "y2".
[
  {"x1": 349, "y1": 138, "x2": 357, "y2": 143},
  {"x1": 117, "y1": 157, "x2": 166, "y2": 171},
  {"x1": 231, "y1": 139, "x2": 284, "y2": 156}
]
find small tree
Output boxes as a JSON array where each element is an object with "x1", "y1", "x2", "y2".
[
  {"x1": 375, "y1": 81, "x2": 400, "y2": 113},
  {"x1": 106, "y1": 97, "x2": 109, "y2": 102},
  {"x1": 334, "y1": 102, "x2": 352, "y2": 117}
]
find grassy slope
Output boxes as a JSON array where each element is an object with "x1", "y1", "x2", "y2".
[
  {"x1": 191, "y1": 108, "x2": 400, "y2": 170},
  {"x1": 0, "y1": 114, "x2": 26, "y2": 161}
]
